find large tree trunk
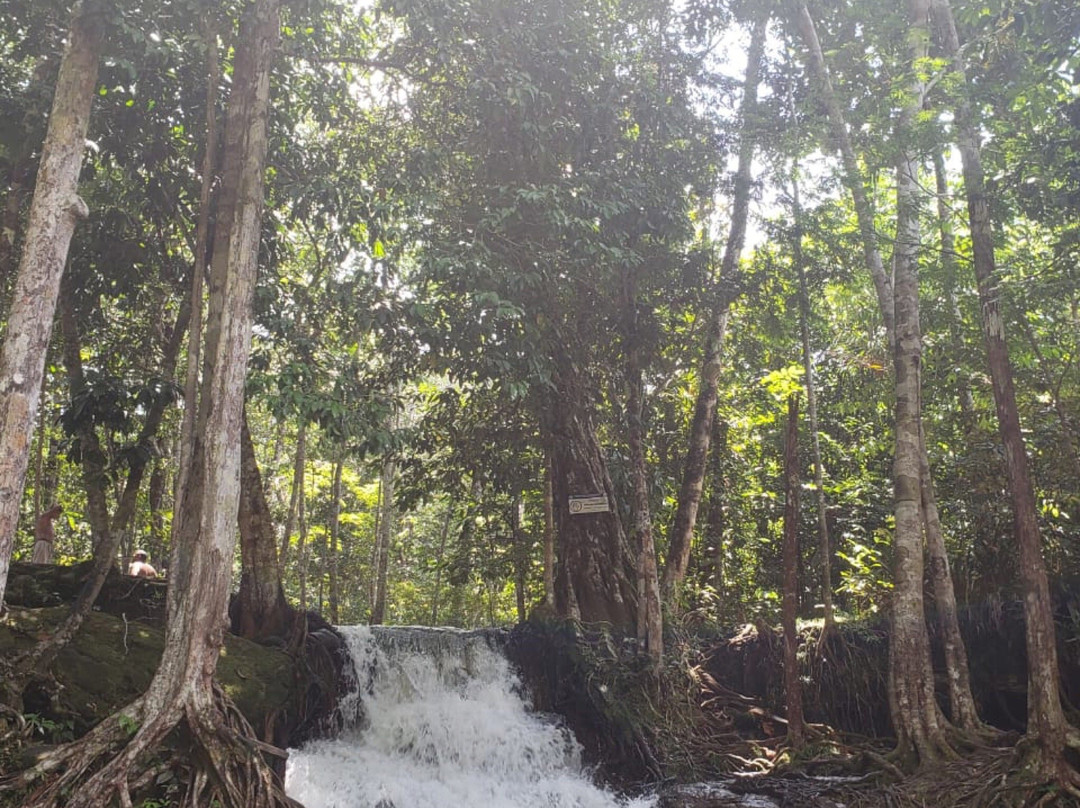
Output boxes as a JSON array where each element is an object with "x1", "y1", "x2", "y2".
[
  {"x1": 14, "y1": 2, "x2": 287, "y2": 805},
  {"x1": 232, "y1": 408, "x2": 291, "y2": 641},
  {"x1": 663, "y1": 10, "x2": 767, "y2": 600},
  {"x1": 549, "y1": 356, "x2": 637, "y2": 627},
  {"x1": 932, "y1": 0, "x2": 1080, "y2": 777},
  {"x1": 888, "y1": 0, "x2": 951, "y2": 764},
  {"x1": 0, "y1": 0, "x2": 100, "y2": 606},
  {"x1": 781, "y1": 395, "x2": 804, "y2": 745},
  {"x1": 370, "y1": 455, "x2": 395, "y2": 625}
]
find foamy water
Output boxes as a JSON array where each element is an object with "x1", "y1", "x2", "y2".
[{"x1": 285, "y1": 626, "x2": 655, "y2": 808}]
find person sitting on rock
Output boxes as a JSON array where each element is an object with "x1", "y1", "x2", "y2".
[
  {"x1": 31, "y1": 503, "x2": 63, "y2": 564},
  {"x1": 128, "y1": 549, "x2": 158, "y2": 578}
]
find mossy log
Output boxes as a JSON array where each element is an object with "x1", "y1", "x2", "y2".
[
  {"x1": 0, "y1": 606, "x2": 295, "y2": 741},
  {"x1": 4, "y1": 562, "x2": 166, "y2": 623}
]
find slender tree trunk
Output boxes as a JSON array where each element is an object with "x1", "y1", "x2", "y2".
[
  {"x1": 59, "y1": 296, "x2": 111, "y2": 549},
  {"x1": 781, "y1": 395, "x2": 804, "y2": 745},
  {"x1": 328, "y1": 456, "x2": 343, "y2": 624},
  {"x1": 626, "y1": 312, "x2": 662, "y2": 663},
  {"x1": 147, "y1": 460, "x2": 166, "y2": 565},
  {"x1": 542, "y1": 450, "x2": 556, "y2": 607},
  {"x1": 371, "y1": 455, "x2": 395, "y2": 625},
  {"x1": 0, "y1": 0, "x2": 100, "y2": 605},
  {"x1": 792, "y1": 0, "x2": 894, "y2": 345},
  {"x1": 705, "y1": 418, "x2": 728, "y2": 592},
  {"x1": 932, "y1": 0, "x2": 1080, "y2": 774},
  {"x1": 791, "y1": 165, "x2": 834, "y2": 634},
  {"x1": 173, "y1": 16, "x2": 219, "y2": 521},
  {"x1": 298, "y1": 458, "x2": 308, "y2": 610},
  {"x1": 232, "y1": 407, "x2": 291, "y2": 641},
  {"x1": 512, "y1": 494, "x2": 527, "y2": 623},
  {"x1": 932, "y1": 150, "x2": 976, "y2": 425},
  {"x1": 430, "y1": 498, "x2": 454, "y2": 624},
  {"x1": 279, "y1": 419, "x2": 306, "y2": 568},
  {"x1": 663, "y1": 10, "x2": 767, "y2": 600}
]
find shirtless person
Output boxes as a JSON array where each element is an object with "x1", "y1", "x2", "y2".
[
  {"x1": 31, "y1": 504, "x2": 63, "y2": 564},
  {"x1": 128, "y1": 550, "x2": 158, "y2": 578}
]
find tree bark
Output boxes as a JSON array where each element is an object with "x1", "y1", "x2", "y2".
[
  {"x1": 232, "y1": 407, "x2": 291, "y2": 641},
  {"x1": 549, "y1": 355, "x2": 637, "y2": 626},
  {"x1": 430, "y1": 498, "x2": 454, "y2": 624},
  {"x1": 370, "y1": 454, "x2": 395, "y2": 625},
  {"x1": 932, "y1": 0, "x2": 1079, "y2": 773},
  {"x1": 328, "y1": 456, "x2": 343, "y2": 624},
  {"x1": 626, "y1": 315, "x2": 662, "y2": 663},
  {"x1": 512, "y1": 494, "x2": 528, "y2": 623},
  {"x1": 663, "y1": 10, "x2": 767, "y2": 601},
  {"x1": 279, "y1": 419, "x2": 305, "y2": 569},
  {"x1": 781, "y1": 395, "x2": 804, "y2": 745},
  {"x1": 888, "y1": 0, "x2": 952, "y2": 765},
  {"x1": 0, "y1": 0, "x2": 100, "y2": 606},
  {"x1": 542, "y1": 451, "x2": 556, "y2": 607}
]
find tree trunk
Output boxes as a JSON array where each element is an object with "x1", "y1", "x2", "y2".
[
  {"x1": 932, "y1": 150, "x2": 976, "y2": 426},
  {"x1": 791, "y1": 164, "x2": 834, "y2": 634},
  {"x1": 174, "y1": 17, "x2": 219, "y2": 521},
  {"x1": 430, "y1": 498, "x2": 454, "y2": 624},
  {"x1": 147, "y1": 459, "x2": 166, "y2": 565},
  {"x1": 0, "y1": 0, "x2": 100, "y2": 606},
  {"x1": 58, "y1": 296, "x2": 111, "y2": 550},
  {"x1": 232, "y1": 407, "x2": 291, "y2": 641},
  {"x1": 705, "y1": 418, "x2": 728, "y2": 593},
  {"x1": 16, "y1": 2, "x2": 287, "y2": 805},
  {"x1": 328, "y1": 456, "x2": 343, "y2": 624},
  {"x1": 280, "y1": 420, "x2": 305, "y2": 570},
  {"x1": 298, "y1": 457, "x2": 308, "y2": 610},
  {"x1": 792, "y1": 0, "x2": 894, "y2": 345},
  {"x1": 626, "y1": 319, "x2": 662, "y2": 663},
  {"x1": 663, "y1": 10, "x2": 767, "y2": 600},
  {"x1": 932, "y1": 0, "x2": 1079, "y2": 775},
  {"x1": 371, "y1": 454, "x2": 395, "y2": 625},
  {"x1": 888, "y1": 0, "x2": 951, "y2": 764},
  {"x1": 512, "y1": 494, "x2": 528, "y2": 623},
  {"x1": 542, "y1": 450, "x2": 556, "y2": 607},
  {"x1": 549, "y1": 355, "x2": 636, "y2": 626},
  {"x1": 781, "y1": 395, "x2": 804, "y2": 745}
]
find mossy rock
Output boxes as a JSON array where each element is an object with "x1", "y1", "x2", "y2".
[{"x1": 0, "y1": 606, "x2": 297, "y2": 737}]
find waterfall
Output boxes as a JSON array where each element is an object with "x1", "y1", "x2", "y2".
[{"x1": 285, "y1": 625, "x2": 654, "y2": 808}]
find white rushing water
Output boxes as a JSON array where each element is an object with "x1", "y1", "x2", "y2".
[{"x1": 285, "y1": 625, "x2": 655, "y2": 808}]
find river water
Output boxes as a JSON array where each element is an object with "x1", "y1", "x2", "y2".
[{"x1": 284, "y1": 625, "x2": 654, "y2": 808}]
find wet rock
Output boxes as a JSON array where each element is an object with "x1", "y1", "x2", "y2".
[{"x1": 658, "y1": 783, "x2": 779, "y2": 808}]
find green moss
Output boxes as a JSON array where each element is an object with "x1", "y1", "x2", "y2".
[{"x1": 0, "y1": 606, "x2": 297, "y2": 734}]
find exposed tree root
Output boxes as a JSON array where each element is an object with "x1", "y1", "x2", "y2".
[{"x1": 1, "y1": 684, "x2": 297, "y2": 808}]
